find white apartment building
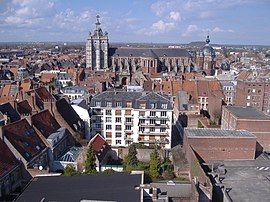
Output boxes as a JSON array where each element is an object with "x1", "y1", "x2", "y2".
[{"x1": 90, "y1": 91, "x2": 173, "y2": 149}]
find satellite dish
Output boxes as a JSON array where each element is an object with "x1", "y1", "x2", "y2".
[{"x1": 39, "y1": 166, "x2": 43, "y2": 170}]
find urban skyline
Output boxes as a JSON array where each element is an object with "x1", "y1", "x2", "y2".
[{"x1": 0, "y1": 0, "x2": 270, "y2": 45}]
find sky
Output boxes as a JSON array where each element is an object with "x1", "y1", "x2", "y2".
[{"x1": 0, "y1": 0, "x2": 269, "y2": 45}]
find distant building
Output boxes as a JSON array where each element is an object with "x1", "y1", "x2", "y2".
[
  {"x1": 235, "y1": 80, "x2": 270, "y2": 114},
  {"x1": 85, "y1": 15, "x2": 193, "y2": 85},
  {"x1": 221, "y1": 106, "x2": 270, "y2": 152},
  {"x1": 183, "y1": 128, "x2": 256, "y2": 161},
  {"x1": 90, "y1": 91, "x2": 173, "y2": 149},
  {"x1": 86, "y1": 15, "x2": 109, "y2": 70},
  {"x1": 0, "y1": 139, "x2": 22, "y2": 198},
  {"x1": 196, "y1": 35, "x2": 216, "y2": 75}
]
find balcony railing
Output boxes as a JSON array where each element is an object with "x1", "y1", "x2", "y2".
[
  {"x1": 138, "y1": 131, "x2": 169, "y2": 136},
  {"x1": 138, "y1": 138, "x2": 169, "y2": 144}
]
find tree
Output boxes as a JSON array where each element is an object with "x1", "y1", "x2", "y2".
[
  {"x1": 149, "y1": 149, "x2": 161, "y2": 180},
  {"x1": 63, "y1": 165, "x2": 79, "y2": 176},
  {"x1": 127, "y1": 143, "x2": 138, "y2": 167},
  {"x1": 85, "y1": 144, "x2": 97, "y2": 174}
]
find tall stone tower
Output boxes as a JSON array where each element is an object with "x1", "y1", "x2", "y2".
[{"x1": 86, "y1": 15, "x2": 109, "y2": 71}]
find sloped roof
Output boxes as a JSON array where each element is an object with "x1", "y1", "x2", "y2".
[
  {"x1": 32, "y1": 110, "x2": 61, "y2": 139},
  {"x1": 35, "y1": 87, "x2": 55, "y2": 101},
  {"x1": 90, "y1": 134, "x2": 111, "y2": 162},
  {"x1": 109, "y1": 47, "x2": 191, "y2": 58},
  {"x1": 0, "y1": 139, "x2": 20, "y2": 177},
  {"x1": 2, "y1": 119, "x2": 47, "y2": 162},
  {"x1": 56, "y1": 98, "x2": 83, "y2": 132},
  {"x1": 17, "y1": 100, "x2": 32, "y2": 115},
  {"x1": 0, "y1": 102, "x2": 20, "y2": 123}
]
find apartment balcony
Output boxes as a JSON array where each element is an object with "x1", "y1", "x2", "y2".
[
  {"x1": 139, "y1": 116, "x2": 170, "y2": 120},
  {"x1": 138, "y1": 138, "x2": 169, "y2": 144},
  {"x1": 138, "y1": 131, "x2": 169, "y2": 137},
  {"x1": 124, "y1": 121, "x2": 134, "y2": 125},
  {"x1": 124, "y1": 129, "x2": 133, "y2": 132},
  {"x1": 138, "y1": 123, "x2": 169, "y2": 129},
  {"x1": 124, "y1": 136, "x2": 133, "y2": 141},
  {"x1": 92, "y1": 109, "x2": 103, "y2": 116}
]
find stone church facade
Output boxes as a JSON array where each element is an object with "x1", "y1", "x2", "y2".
[{"x1": 86, "y1": 16, "x2": 212, "y2": 85}]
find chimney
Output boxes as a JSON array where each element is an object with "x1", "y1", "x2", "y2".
[
  {"x1": 152, "y1": 187, "x2": 158, "y2": 201},
  {"x1": 31, "y1": 92, "x2": 36, "y2": 110}
]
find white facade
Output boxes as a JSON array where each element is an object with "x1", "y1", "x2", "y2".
[
  {"x1": 72, "y1": 105, "x2": 91, "y2": 140},
  {"x1": 91, "y1": 92, "x2": 173, "y2": 149}
]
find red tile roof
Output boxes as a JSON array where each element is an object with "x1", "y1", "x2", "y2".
[
  {"x1": 0, "y1": 139, "x2": 19, "y2": 177},
  {"x1": 2, "y1": 119, "x2": 47, "y2": 162},
  {"x1": 89, "y1": 134, "x2": 111, "y2": 162}
]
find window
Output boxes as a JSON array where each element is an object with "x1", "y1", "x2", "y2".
[
  {"x1": 139, "y1": 111, "x2": 145, "y2": 116},
  {"x1": 116, "y1": 125, "x2": 122, "y2": 131},
  {"x1": 126, "y1": 101, "x2": 132, "y2": 108},
  {"x1": 116, "y1": 117, "x2": 121, "y2": 122},
  {"x1": 139, "y1": 119, "x2": 145, "y2": 124},
  {"x1": 116, "y1": 102, "x2": 122, "y2": 107},
  {"x1": 125, "y1": 110, "x2": 132, "y2": 115},
  {"x1": 95, "y1": 101, "x2": 101, "y2": 107},
  {"x1": 258, "y1": 89, "x2": 261, "y2": 94},
  {"x1": 150, "y1": 127, "x2": 155, "y2": 132},
  {"x1": 116, "y1": 140, "x2": 121, "y2": 144},
  {"x1": 150, "y1": 111, "x2": 156, "y2": 116},
  {"x1": 125, "y1": 125, "x2": 131, "y2": 130},
  {"x1": 150, "y1": 103, "x2": 156, "y2": 109},
  {"x1": 126, "y1": 117, "x2": 132, "y2": 123},
  {"x1": 247, "y1": 95, "x2": 251, "y2": 100},
  {"x1": 115, "y1": 110, "x2": 121, "y2": 116},
  {"x1": 264, "y1": 92, "x2": 268, "y2": 97},
  {"x1": 106, "y1": 110, "x2": 112, "y2": 115},
  {"x1": 150, "y1": 119, "x2": 155, "y2": 124},
  {"x1": 106, "y1": 101, "x2": 112, "y2": 107},
  {"x1": 139, "y1": 102, "x2": 146, "y2": 109},
  {"x1": 161, "y1": 103, "x2": 167, "y2": 109},
  {"x1": 139, "y1": 127, "x2": 145, "y2": 132},
  {"x1": 160, "y1": 128, "x2": 166, "y2": 132},
  {"x1": 161, "y1": 111, "x2": 167, "y2": 116},
  {"x1": 116, "y1": 132, "x2": 122, "y2": 138},
  {"x1": 106, "y1": 125, "x2": 112, "y2": 130},
  {"x1": 106, "y1": 117, "x2": 111, "y2": 122},
  {"x1": 160, "y1": 120, "x2": 166, "y2": 124},
  {"x1": 95, "y1": 123, "x2": 102, "y2": 129},
  {"x1": 106, "y1": 132, "x2": 112, "y2": 138}
]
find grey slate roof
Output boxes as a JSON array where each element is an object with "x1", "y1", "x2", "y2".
[
  {"x1": 185, "y1": 128, "x2": 256, "y2": 138},
  {"x1": 109, "y1": 47, "x2": 191, "y2": 58},
  {"x1": 16, "y1": 173, "x2": 142, "y2": 202},
  {"x1": 90, "y1": 91, "x2": 173, "y2": 110},
  {"x1": 225, "y1": 106, "x2": 270, "y2": 119}
]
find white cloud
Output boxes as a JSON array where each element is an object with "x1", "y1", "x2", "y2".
[
  {"x1": 152, "y1": 20, "x2": 175, "y2": 32},
  {"x1": 169, "y1": 11, "x2": 181, "y2": 22},
  {"x1": 182, "y1": 24, "x2": 199, "y2": 36},
  {"x1": 212, "y1": 27, "x2": 235, "y2": 33},
  {"x1": 4, "y1": 0, "x2": 55, "y2": 27}
]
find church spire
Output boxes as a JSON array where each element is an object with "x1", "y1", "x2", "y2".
[
  {"x1": 206, "y1": 34, "x2": 210, "y2": 45},
  {"x1": 95, "y1": 15, "x2": 101, "y2": 30}
]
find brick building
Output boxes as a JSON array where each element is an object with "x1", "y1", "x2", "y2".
[
  {"x1": 183, "y1": 128, "x2": 256, "y2": 161},
  {"x1": 235, "y1": 80, "x2": 270, "y2": 114},
  {"x1": 221, "y1": 106, "x2": 270, "y2": 151}
]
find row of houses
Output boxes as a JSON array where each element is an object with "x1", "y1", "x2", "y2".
[{"x1": 0, "y1": 87, "x2": 87, "y2": 198}]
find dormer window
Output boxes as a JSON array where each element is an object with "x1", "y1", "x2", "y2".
[
  {"x1": 106, "y1": 101, "x2": 112, "y2": 107},
  {"x1": 161, "y1": 103, "x2": 168, "y2": 109},
  {"x1": 95, "y1": 101, "x2": 101, "y2": 107},
  {"x1": 150, "y1": 103, "x2": 156, "y2": 109}
]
